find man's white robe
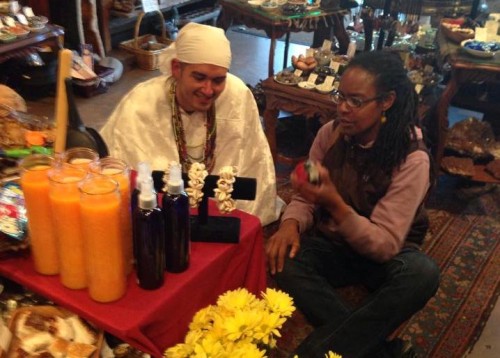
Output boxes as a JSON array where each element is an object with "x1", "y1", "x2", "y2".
[{"x1": 100, "y1": 73, "x2": 280, "y2": 225}]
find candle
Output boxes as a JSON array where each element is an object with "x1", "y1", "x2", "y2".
[
  {"x1": 80, "y1": 175, "x2": 126, "y2": 302},
  {"x1": 54, "y1": 49, "x2": 73, "y2": 154}
]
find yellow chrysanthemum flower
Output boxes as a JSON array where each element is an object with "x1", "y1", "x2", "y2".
[
  {"x1": 165, "y1": 287, "x2": 297, "y2": 358},
  {"x1": 230, "y1": 342, "x2": 267, "y2": 358},
  {"x1": 164, "y1": 343, "x2": 193, "y2": 358},
  {"x1": 216, "y1": 287, "x2": 259, "y2": 312},
  {"x1": 223, "y1": 309, "x2": 262, "y2": 342},
  {"x1": 261, "y1": 288, "x2": 296, "y2": 317},
  {"x1": 325, "y1": 352, "x2": 343, "y2": 358},
  {"x1": 253, "y1": 311, "x2": 286, "y2": 345},
  {"x1": 189, "y1": 305, "x2": 216, "y2": 332}
]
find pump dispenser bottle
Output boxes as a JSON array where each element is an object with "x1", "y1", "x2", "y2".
[
  {"x1": 131, "y1": 161, "x2": 152, "y2": 216},
  {"x1": 133, "y1": 175, "x2": 165, "y2": 289},
  {"x1": 162, "y1": 162, "x2": 190, "y2": 273}
]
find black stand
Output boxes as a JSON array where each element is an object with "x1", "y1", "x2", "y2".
[{"x1": 152, "y1": 171, "x2": 257, "y2": 244}]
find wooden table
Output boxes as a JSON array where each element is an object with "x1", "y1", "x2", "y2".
[
  {"x1": 435, "y1": 31, "x2": 500, "y2": 183},
  {"x1": 261, "y1": 76, "x2": 337, "y2": 164},
  {"x1": 0, "y1": 24, "x2": 64, "y2": 64},
  {"x1": 218, "y1": 0, "x2": 348, "y2": 77},
  {"x1": 0, "y1": 201, "x2": 266, "y2": 357}
]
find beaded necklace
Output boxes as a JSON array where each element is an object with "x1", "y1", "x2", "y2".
[{"x1": 169, "y1": 81, "x2": 217, "y2": 172}]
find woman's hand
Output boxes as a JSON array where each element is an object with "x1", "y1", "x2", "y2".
[
  {"x1": 291, "y1": 163, "x2": 339, "y2": 208},
  {"x1": 291, "y1": 162, "x2": 351, "y2": 224},
  {"x1": 265, "y1": 219, "x2": 300, "y2": 275}
]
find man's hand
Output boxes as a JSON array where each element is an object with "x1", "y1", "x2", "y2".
[{"x1": 265, "y1": 219, "x2": 300, "y2": 275}]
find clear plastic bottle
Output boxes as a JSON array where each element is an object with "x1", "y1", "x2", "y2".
[
  {"x1": 133, "y1": 177, "x2": 165, "y2": 289},
  {"x1": 162, "y1": 162, "x2": 190, "y2": 273}
]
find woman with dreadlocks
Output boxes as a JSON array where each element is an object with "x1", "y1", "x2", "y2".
[{"x1": 266, "y1": 51, "x2": 440, "y2": 358}]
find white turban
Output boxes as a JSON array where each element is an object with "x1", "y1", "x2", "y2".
[{"x1": 159, "y1": 23, "x2": 232, "y2": 76}]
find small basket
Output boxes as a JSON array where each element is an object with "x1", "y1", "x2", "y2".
[{"x1": 120, "y1": 10, "x2": 172, "y2": 71}]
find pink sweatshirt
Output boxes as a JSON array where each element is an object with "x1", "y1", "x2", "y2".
[{"x1": 281, "y1": 121, "x2": 431, "y2": 262}]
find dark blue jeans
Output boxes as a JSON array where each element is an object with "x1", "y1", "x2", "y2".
[{"x1": 274, "y1": 234, "x2": 440, "y2": 358}]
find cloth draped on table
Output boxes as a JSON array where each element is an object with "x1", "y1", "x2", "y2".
[{"x1": 100, "y1": 73, "x2": 281, "y2": 226}]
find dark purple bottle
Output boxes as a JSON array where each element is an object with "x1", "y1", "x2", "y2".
[
  {"x1": 133, "y1": 178, "x2": 165, "y2": 289},
  {"x1": 162, "y1": 163, "x2": 190, "y2": 273}
]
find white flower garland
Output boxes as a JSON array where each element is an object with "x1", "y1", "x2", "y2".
[
  {"x1": 185, "y1": 162, "x2": 208, "y2": 208},
  {"x1": 214, "y1": 166, "x2": 237, "y2": 214}
]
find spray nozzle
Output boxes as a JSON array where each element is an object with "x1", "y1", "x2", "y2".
[
  {"x1": 138, "y1": 177, "x2": 157, "y2": 210},
  {"x1": 136, "y1": 161, "x2": 152, "y2": 190},
  {"x1": 166, "y1": 162, "x2": 184, "y2": 195}
]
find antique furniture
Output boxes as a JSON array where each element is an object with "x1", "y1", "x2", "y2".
[
  {"x1": 261, "y1": 76, "x2": 337, "y2": 164},
  {"x1": 218, "y1": 0, "x2": 348, "y2": 77},
  {"x1": 0, "y1": 24, "x2": 64, "y2": 64},
  {"x1": 434, "y1": 30, "x2": 500, "y2": 183}
]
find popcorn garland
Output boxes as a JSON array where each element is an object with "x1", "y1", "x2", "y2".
[
  {"x1": 214, "y1": 166, "x2": 237, "y2": 214},
  {"x1": 185, "y1": 162, "x2": 208, "y2": 208}
]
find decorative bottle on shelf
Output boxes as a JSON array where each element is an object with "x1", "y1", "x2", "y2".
[
  {"x1": 133, "y1": 175, "x2": 165, "y2": 290},
  {"x1": 162, "y1": 162, "x2": 190, "y2": 273}
]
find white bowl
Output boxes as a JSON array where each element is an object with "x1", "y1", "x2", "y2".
[
  {"x1": 298, "y1": 81, "x2": 316, "y2": 90},
  {"x1": 315, "y1": 83, "x2": 335, "y2": 94},
  {"x1": 461, "y1": 39, "x2": 499, "y2": 58},
  {"x1": 260, "y1": 2, "x2": 278, "y2": 12}
]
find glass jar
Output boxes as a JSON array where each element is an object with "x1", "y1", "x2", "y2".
[
  {"x1": 90, "y1": 157, "x2": 133, "y2": 275},
  {"x1": 64, "y1": 147, "x2": 99, "y2": 171},
  {"x1": 19, "y1": 154, "x2": 58, "y2": 275},
  {"x1": 48, "y1": 164, "x2": 87, "y2": 289},
  {"x1": 80, "y1": 175, "x2": 126, "y2": 302}
]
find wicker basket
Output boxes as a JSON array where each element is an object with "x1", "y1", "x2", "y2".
[{"x1": 120, "y1": 10, "x2": 172, "y2": 71}]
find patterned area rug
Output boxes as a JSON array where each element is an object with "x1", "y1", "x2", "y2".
[{"x1": 264, "y1": 174, "x2": 500, "y2": 357}]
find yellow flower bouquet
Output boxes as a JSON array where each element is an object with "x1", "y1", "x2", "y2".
[{"x1": 164, "y1": 287, "x2": 296, "y2": 358}]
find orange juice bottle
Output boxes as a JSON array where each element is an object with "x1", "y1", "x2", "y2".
[
  {"x1": 90, "y1": 157, "x2": 133, "y2": 275},
  {"x1": 80, "y1": 175, "x2": 126, "y2": 302},
  {"x1": 18, "y1": 154, "x2": 58, "y2": 275},
  {"x1": 64, "y1": 147, "x2": 99, "y2": 171},
  {"x1": 48, "y1": 164, "x2": 88, "y2": 289}
]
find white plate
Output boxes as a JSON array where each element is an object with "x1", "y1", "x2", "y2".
[
  {"x1": 461, "y1": 39, "x2": 498, "y2": 58},
  {"x1": 274, "y1": 72, "x2": 301, "y2": 86},
  {"x1": 315, "y1": 83, "x2": 335, "y2": 94},
  {"x1": 298, "y1": 81, "x2": 316, "y2": 90}
]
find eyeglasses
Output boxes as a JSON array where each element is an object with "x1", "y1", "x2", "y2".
[{"x1": 331, "y1": 91, "x2": 384, "y2": 109}]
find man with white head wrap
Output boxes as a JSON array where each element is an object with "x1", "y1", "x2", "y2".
[{"x1": 100, "y1": 23, "x2": 282, "y2": 225}]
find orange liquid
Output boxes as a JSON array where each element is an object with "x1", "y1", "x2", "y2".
[
  {"x1": 68, "y1": 158, "x2": 93, "y2": 170},
  {"x1": 50, "y1": 176, "x2": 87, "y2": 289},
  {"x1": 102, "y1": 168, "x2": 133, "y2": 275},
  {"x1": 81, "y1": 184, "x2": 126, "y2": 302},
  {"x1": 20, "y1": 165, "x2": 59, "y2": 275}
]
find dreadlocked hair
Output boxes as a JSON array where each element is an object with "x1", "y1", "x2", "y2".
[{"x1": 347, "y1": 51, "x2": 419, "y2": 174}]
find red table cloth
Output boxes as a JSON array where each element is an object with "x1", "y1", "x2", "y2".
[{"x1": 0, "y1": 201, "x2": 267, "y2": 357}]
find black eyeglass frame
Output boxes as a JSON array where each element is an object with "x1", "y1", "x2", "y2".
[{"x1": 330, "y1": 91, "x2": 385, "y2": 109}]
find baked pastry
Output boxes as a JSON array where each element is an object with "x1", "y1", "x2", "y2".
[
  {"x1": 66, "y1": 316, "x2": 97, "y2": 345},
  {"x1": 66, "y1": 342, "x2": 97, "y2": 358},
  {"x1": 48, "y1": 337, "x2": 70, "y2": 358},
  {"x1": 20, "y1": 331, "x2": 53, "y2": 354},
  {"x1": 441, "y1": 156, "x2": 475, "y2": 178}
]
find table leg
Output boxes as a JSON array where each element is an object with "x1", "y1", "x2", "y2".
[
  {"x1": 269, "y1": 37, "x2": 277, "y2": 78},
  {"x1": 283, "y1": 32, "x2": 291, "y2": 70},
  {"x1": 263, "y1": 106, "x2": 280, "y2": 163},
  {"x1": 434, "y1": 72, "x2": 457, "y2": 167}
]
